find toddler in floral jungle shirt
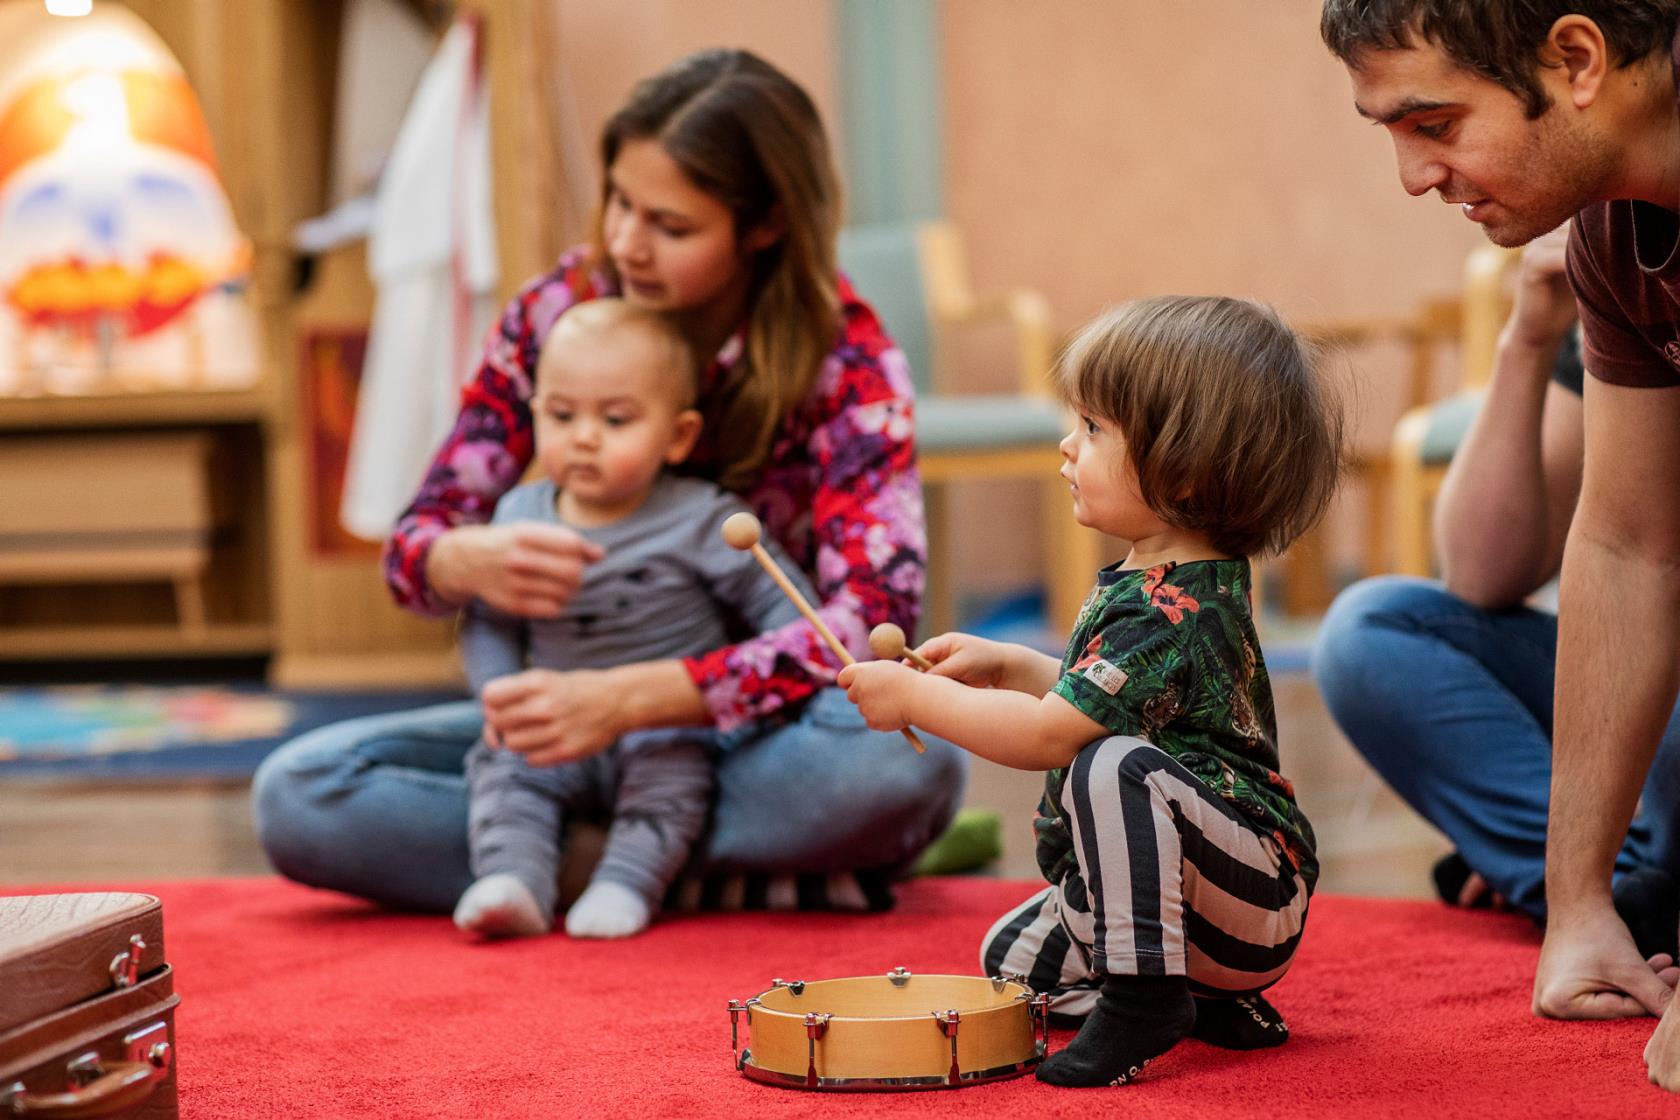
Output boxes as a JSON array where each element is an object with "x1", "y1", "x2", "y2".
[{"x1": 840, "y1": 296, "x2": 1344, "y2": 1087}]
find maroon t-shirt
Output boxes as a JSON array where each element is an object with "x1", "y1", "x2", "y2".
[{"x1": 1567, "y1": 24, "x2": 1680, "y2": 388}]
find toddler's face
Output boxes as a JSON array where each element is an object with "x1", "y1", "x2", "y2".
[
  {"x1": 533, "y1": 328, "x2": 700, "y2": 519},
  {"x1": 1058, "y1": 412, "x2": 1168, "y2": 543}
]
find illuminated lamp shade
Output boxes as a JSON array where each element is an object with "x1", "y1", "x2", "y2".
[{"x1": 0, "y1": 0, "x2": 258, "y2": 396}]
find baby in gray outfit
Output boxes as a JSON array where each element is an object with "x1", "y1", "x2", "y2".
[{"x1": 453, "y1": 299, "x2": 809, "y2": 939}]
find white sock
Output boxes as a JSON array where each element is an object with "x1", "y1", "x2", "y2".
[
  {"x1": 564, "y1": 880, "x2": 653, "y2": 939},
  {"x1": 453, "y1": 873, "x2": 552, "y2": 939}
]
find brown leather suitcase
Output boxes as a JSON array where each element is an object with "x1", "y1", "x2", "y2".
[{"x1": 0, "y1": 893, "x2": 179, "y2": 1119}]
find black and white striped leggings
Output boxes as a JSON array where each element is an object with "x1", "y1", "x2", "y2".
[{"x1": 981, "y1": 736, "x2": 1310, "y2": 1015}]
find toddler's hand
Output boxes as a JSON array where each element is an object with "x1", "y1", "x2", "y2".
[
  {"x1": 837, "y1": 661, "x2": 917, "y2": 732},
  {"x1": 917, "y1": 632, "x2": 1009, "y2": 689}
]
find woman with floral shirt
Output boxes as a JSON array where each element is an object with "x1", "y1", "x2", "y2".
[{"x1": 251, "y1": 48, "x2": 965, "y2": 914}]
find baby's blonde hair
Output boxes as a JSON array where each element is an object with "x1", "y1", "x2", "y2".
[
  {"x1": 538, "y1": 298, "x2": 698, "y2": 407},
  {"x1": 1054, "y1": 296, "x2": 1345, "y2": 559}
]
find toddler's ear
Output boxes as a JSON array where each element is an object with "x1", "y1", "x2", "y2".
[{"x1": 665, "y1": 409, "x2": 704, "y2": 465}]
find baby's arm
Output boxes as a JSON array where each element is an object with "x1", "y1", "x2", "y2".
[
  {"x1": 459, "y1": 600, "x2": 528, "y2": 699},
  {"x1": 838, "y1": 660, "x2": 1105, "y2": 771}
]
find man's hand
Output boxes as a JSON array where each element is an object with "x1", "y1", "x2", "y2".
[
  {"x1": 1533, "y1": 903, "x2": 1675, "y2": 1020},
  {"x1": 481, "y1": 668, "x2": 620, "y2": 766},
  {"x1": 837, "y1": 660, "x2": 920, "y2": 732},
  {"x1": 1506, "y1": 224, "x2": 1576, "y2": 351},
  {"x1": 1645, "y1": 986, "x2": 1680, "y2": 1091},
  {"x1": 431, "y1": 522, "x2": 605, "y2": 617}
]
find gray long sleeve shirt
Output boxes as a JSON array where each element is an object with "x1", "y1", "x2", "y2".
[{"x1": 459, "y1": 474, "x2": 811, "y2": 694}]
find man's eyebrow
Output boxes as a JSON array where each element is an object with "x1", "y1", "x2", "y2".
[{"x1": 1354, "y1": 97, "x2": 1455, "y2": 125}]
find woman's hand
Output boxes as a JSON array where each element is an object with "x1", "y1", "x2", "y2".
[
  {"x1": 480, "y1": 668, "x2": 621, "y2": 766},
  {"x1": 429, "y1": 523, "x2": 605, "y2": 617}
]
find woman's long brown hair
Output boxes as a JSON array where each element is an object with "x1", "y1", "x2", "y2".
[{"x1": 594, "y1": 49, "x2": 841, "y2": 491}]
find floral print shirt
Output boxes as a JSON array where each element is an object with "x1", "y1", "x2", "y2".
[
  {"x1": 1036, "y1": 559, "x2": 1318, "y2": 889},
  {"x1": 385, "y1": 247, "x2": 926, "y2": 729}
]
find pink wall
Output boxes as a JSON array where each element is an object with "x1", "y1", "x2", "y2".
[
  {"x1": 549, "y1": 0, "x2": 839, "y2": 243},
  {"x1": 938, "y1": 0, "x2": 1486, "y2": 593}
]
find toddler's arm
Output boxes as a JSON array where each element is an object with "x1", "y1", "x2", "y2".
[{"x1": 838, "y1": 660, "x2": 1104, "y2": 772}]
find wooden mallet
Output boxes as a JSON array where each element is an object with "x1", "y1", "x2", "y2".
[
  {"x1": 722, "y1": 512, "x2": 926, "y2": 753},
  {"x1": 869, "y1": 622, "x2": 935, "y2": 672}
]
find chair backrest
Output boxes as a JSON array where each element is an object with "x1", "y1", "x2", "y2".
[
  {"x1": 1460, "y1": 244, "x2": 1523, "y2": 391},
  {"x1": 837, "y1": 222, "x2": 935, "y2": 395}
]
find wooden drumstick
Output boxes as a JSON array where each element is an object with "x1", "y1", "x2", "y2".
[
  {"x1": 722, "y1": 512, "x2": 926, "y2": 754},
  {"x1": 868, "y1": 623, "x2": 935, "y2": 672}
]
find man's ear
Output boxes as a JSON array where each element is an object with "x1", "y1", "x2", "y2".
[
  {"x1": 1545, "y1": 15, "x2": 1611, "y2": 109},
  {"x1": 665, "y1": 408, "x2": 704, "y2": 465},
  {"x1": 741, "y1": 206, "x2": 786, "y2": 253}
]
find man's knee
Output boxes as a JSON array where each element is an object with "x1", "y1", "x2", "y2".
[{"x1": 1313, "y1": 575, "x2": 1451, "y2": 703}]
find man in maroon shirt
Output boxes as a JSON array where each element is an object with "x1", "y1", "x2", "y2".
[{"x1": 1322, "y1": 0, "x2": 1680, "y2": 1090}]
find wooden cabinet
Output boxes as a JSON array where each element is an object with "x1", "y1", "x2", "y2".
[{"x1": 0, "y1": 408, "x2": 272, "y2": 660}]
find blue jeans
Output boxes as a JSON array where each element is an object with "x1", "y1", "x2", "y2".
[
  {"x1": 250, "y1": 688, "x2": 968, "y2": 912},
  {"x1": 1312, "y1": 576, "x2": 1680, "y2": 920}
]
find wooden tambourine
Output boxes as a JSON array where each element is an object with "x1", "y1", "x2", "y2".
[{"x1": 728, "y1": 968, "x2": 1050, "y2": 1091}]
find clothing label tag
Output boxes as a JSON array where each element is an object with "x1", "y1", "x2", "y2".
[{"x1": 1083, "y1": 658, "x2": 1127, "y2": 695}]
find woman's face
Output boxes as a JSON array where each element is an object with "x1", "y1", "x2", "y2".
[{"x1": 603, "y1": 138, "x2": 752, "y2": 316}]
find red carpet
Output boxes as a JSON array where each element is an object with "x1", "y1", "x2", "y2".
[{"x1": 13, "y1": 877, "x2": 1668, "y2": 1117}]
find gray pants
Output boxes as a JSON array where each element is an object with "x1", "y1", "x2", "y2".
[{"x1": 465, "y1": 728, "x2": 717, "y2": 917}]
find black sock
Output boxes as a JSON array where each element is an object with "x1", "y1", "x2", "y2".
[
  {"x1": 1612, "y1": 867, "x2": 1679, "y2": 960},
  {"x1": 1431, "y1": 851, "x2": 1487, "y2": 908},
  {"x1": 1190, "y1": 994, "x2": 1289, "y2": 1049},
  {"x1": 1036, "y1": 974, "x2": 1195, "y2": 1087}
]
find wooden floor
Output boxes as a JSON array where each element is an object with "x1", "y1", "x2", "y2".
[{"x1": 0, "y1": 675, "x2": 1447, "y2": 898}]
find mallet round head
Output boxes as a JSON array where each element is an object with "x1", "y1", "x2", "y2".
[
  {"x1": 869, "y1": 622, "x2": 908, "y2": 662},
  {"x1": 721, "y1": 511, "x2": 763, "y2": 551}
]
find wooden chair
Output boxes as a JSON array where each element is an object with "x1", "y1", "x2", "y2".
[
  {"x1": 837, "y1": 221, "x2": 1101, "y2": 639},
  {"x1": 1388, "y1": 245, "x2": 1523, "y2": 576}
]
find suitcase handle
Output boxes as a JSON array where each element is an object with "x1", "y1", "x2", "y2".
[{"x1": 2, "y1": 1061, "x2": 159, "y2": 1119}]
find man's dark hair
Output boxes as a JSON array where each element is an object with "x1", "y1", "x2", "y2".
[{"x1": 1321, "y1": 2, "x2": 1680, "y2": 117}]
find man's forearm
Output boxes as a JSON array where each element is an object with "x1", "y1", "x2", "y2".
[
  {"x1": 1435, "y1": 330, "x2": 1558, "y2": 605},
  {"x1": 1549, "y1": 531, "x2": 1680, "y2": 913}
]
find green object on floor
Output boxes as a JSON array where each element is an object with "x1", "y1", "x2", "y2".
[{"x1": 914, "y1": 808, "x2": 1003, "y2": 875}]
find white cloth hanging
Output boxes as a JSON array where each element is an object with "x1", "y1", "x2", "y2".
[{"x1": 340, "y1": 14, "x2": 499, "y2": 541}]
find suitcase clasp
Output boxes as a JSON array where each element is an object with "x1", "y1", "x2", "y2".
[{"x1": 107, "y1": 934, "x2": 144, "y2": 989}]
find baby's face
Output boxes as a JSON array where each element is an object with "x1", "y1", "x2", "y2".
[{"x1": 533, "y1": 328, "x2": 699, "y2": 519}]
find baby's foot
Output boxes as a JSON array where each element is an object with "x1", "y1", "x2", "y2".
[
  {"x1": 565, "y1": 880, "x2": 653, "y2": 939},
  {"x1": 453, "y1": 873, "x2": 552, "y2": 939},
  {"x1": 1036, "y1": 975, "x2": 1195, "y2": 1087}
]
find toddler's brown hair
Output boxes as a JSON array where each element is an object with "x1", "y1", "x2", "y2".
[{"x1": 1054, "y1": 295, "x2": 1344, "y2": 558}]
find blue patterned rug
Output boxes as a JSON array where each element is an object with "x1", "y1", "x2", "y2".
[{"x1": 0, "y1": 684, "x2": 470, "y2": 780}]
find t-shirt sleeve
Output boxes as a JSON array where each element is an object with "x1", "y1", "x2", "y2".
[
  {"x1": 1567, "y1": 208, "x2": 1677, "y2": 387},
  {"x1": 1051, "y1": 603, "x2": 1191, "y2": 739}
]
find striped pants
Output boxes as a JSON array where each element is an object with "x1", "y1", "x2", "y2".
[{"x1": 981, "y1": 736, "x2": 1310, "y2": 1015}]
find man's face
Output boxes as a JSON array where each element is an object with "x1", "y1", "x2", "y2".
[{"x1": 1348, "y1": 39, "x2": 1614, "y2": 246}]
